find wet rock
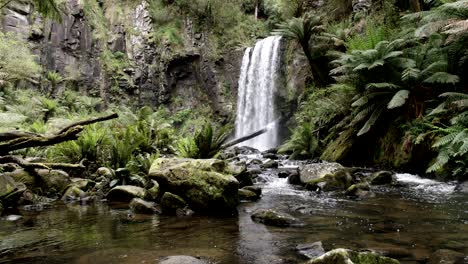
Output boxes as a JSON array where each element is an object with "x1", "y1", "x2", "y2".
[
  {"x1": 456, "y1": 181, "x2": 468, "y2": 193},
  {"x1": 238, "y1": 189, "x2": 260, "y2": 201},
  {"x1": 70, "y1": 178, "x2": 94, "y2": 191},
  {"x1": 278, "y1": 171, "x2": 290, "y2": 178},
  {"x1": 251, "y1": 209, "x2": 299, "y2": 227},
  {"x1": 35, "y1": 169, "x2": 71, "y2": 194},
  {"x1": 129, "y1": 198, "x2": 158, "y2": 214},
  {"x1": 368, "y1": 171, "x2": 395, "y2": 185},
  {"x1": 296, "y1": 241, "x2": 325, "y2": 259},
  {"x1": 234, "y1": 146, "x2": 260, "y2": 155},
  {"x1": 262, "y1": 159, "x2": 278, "y2": 169},
  {"x1": 306, "y1": 168, "x2": 356, "y2": 192},
  {"x1": 262, "y1": 153, "x2": 278, "y2": 160},
  {"x1": 241, "y1": 186, "x2": 262, "y2": 196},
  {"x1": 345, "y1": 183, "x2": 374, "y2": 198},
  {"x1": 299, "y1": 162, "x2": 344, "y2": 185},
  {"x1": 62, "y1": 186, "x2": 85, "y2": 201},
  {"x1": 149, "y1": 158, "x2": 239, "y2": 213},
  {"x1": 146, "y1": 180, "x2": 160, "y2": 200},
  {"x1": 306, "y1": 249, "x2": 399, "y2": 264},
  {"x1": 160, "y1": 192, "x2": 187, "y2": 215},
  {"x1": 106, "y1": 185, "x2": 147, "y2": 202},
  {"x1": 428, "y1": 249, "x2": 464, "y2": 264},
  {"x1": 247, "y1": 167, "x2": 262, "y2": 176},
  {"x1": 288, "y1": 172, "x2": 301, "y2": 185},
  {"x1": 227, "y1": 162, "x2": 253, "y2": 188},
  {"x1": 248, "y1": 159, "x2": 263, "y2": 166},
  {"x1": 159, "y1": 255, "x2": 208, "y2": 264},
  {"x1": 96, "y1": 167, "x2": 115, "y2": 180}
]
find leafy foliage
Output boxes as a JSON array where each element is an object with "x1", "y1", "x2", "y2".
[{"x1": 177, "y1": 121, "x2": 232, "y2": 159}]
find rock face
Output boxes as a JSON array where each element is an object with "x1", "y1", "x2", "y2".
[
  {"x1": 251, "y1": 209, "x2": 299, "y2": 227},
  {"x1": 299, "y1": 162, "x2": 344, "y2": 185},
  {"x1": 306, "y1": 249, "x2": 400, "y2": 264},
  {"x1": 0, "y1": 0, "x2": 240, "y2": 114},
  {"x1": 149, "y1": 158, "x2": 239, "y2": 213},
  {"x1": 106, "y1": 185, "x2": 147, "y2": 202}
]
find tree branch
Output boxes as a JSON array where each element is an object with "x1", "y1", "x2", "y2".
[
  {"x1": 57, "y1": 112, "x2": 118, "y2": 134},
  {"x1": 0, "y1": 155, "x2": 86, "y2": 170}
]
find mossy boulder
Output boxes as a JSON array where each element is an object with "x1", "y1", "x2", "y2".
[
  {"x1": 226, "y1": 162, "x2": 253, "y2": 188},
  {"x1": 345, "y1": 183, "x2": 373, "y2": 198},
  {"x1": 299, "y1": 162, "x2": 344, "y2": 185},
  {"x1": 62, "y1": 186, "x2": 85, "y2": 201},
  {"x1": 149, "y1": 158, "x2": 239, "y2": 213},
  {"x1": 367, "y1": 171, "x2": 395, "y2": 185},
  {"x1": 146, "y1": 180, "x2": 160, "y2": 201},
  {"x1": 238, "y1": 189, "x2": 260, "y2": 201},
  {"x1": 306, "y1": 168, "x2": 356, "y2": 192},
  {"x1": 160, "y1": 192, "x2": 187, "y2": 215},
  {"x1": 251, "y1": 209, "x2": 299, "y2": 227},
  {"x1": 106, "y1": 185, "x2": 147, "y2": 202},
  {"x1": 5, "y1": 169, "x2": 36, "y2": 188},
  {"x1": 242, "y1": 186, "x2": 262, "y2": 196},
  {"x1": 307, "y1": 249, "x2": 400, "y2": 264},
  {"x1": 35, "y1": 169, "x2": 71, "y2": 194}
]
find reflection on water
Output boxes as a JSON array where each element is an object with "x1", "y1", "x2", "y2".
[{"x1": 0, "y1": 170, "x2": 467, "y2": 264}]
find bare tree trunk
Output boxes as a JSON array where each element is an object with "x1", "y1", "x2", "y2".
[{"x1": 410, "y1": 0, "x2": 421, "y2": 12}]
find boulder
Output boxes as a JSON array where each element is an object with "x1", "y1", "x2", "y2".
[
  {"x1": 428, "y1": 249, "x2": 464, "y2": 264},
  {"x1": 296, "y1": 241, "x2": 325, "y2": 259},
  {"x1": 106, "y1": 185, "x2": 147, "y2": 202},
  {"x1": 95, "y1": 167, "x2": 115, "y2": 180},
  {"x1": 306, "y1": 249, "x2": 399, "y2": 264},
  {"x1": 62, "y1": 186, "x2": 85, "y2": 201},
  {"x1": 146, "y1": 180, "x2": 160, "y2": 200},
  {"x1": 262, "y1": 159, "x2": 278, "y2": 169},
  {"x1": 241, "y1": 186, "x2": 262, "y2": 196},
  {"x1": 299, "y1": 162, "x2": 344, "y2": 185},
  {"x1": 159, "y1": 255, "x2": 208, "y2": 264},
  {"x1": 345, "y1": 183, "x2": 374, "y2": 198},
  {"x1": 227, "y1": 162, "x2": 253, "y2": 188},
  {"x1": 238, "y1": 189, "x2": 260, "y2": 201},
  {"x1": 5, "y1": 169, "x2": 36, "y2": 188},
  {"x1": 35, "y1": 169, "x2": 71, "y2": 194},
  {"x1": 262, "y1": 153, "x2": 278, "y2": 160},
  {"x1": 129, "y1": 198, "x2": 158, "y2": 214},
  {"x1": 149, "y1": 158, "x2": 239, "y2": 213},
  {"x1": 251, "y1": 209, "x2": 299, "y2": 227},
  {"x1": 306, "y1": 168, "x2": 356, "y2": 192},
  {"x1": 70, "y1": 178, "x2": 94, "y2": 191},
  {"x1": 368, "y1": 171, "x2": 394, "y2": 185},
  {"x1": 160, "y1": 192, "x2": 187, "y2": 215},
  {"x1": 288, "y1": 172, "x2": 301, "y2": 185}
]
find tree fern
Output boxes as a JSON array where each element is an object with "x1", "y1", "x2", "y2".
[{"x1": 388, "y1": 90, "x2": 410, "y2": 109}]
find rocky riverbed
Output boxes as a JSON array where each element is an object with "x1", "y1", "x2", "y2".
[{"x1": 0, "y1": 149, "x2": 467, "y2": 263}]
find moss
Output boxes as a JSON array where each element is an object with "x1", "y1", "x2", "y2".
[
  {"x1": 321, "y1": 128, "x2": 355, "y2": 162},
  {"x1": 349, "y1": 251, "x2": 400, "y2": 264}
]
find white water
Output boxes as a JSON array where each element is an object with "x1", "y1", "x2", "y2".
[
  {"x1": 395, "y1": 173, "x2": 457, "y2": 194},
  {"x1": 235, "y1": 36, "x2": 282, "y2": 151}
]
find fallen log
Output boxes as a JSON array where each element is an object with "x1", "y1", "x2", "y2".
[
  {"x1": 0, "y1": 156, "x2": 86, "y2": 170},
  {"x1": 0, "y1": 113, "x2": 118, "y2": 155},
  {"x1": 57, "y1": 112, "x2": 118, "y2": 134},
  {"x1": 221, "y1": 127, "x2": 268, "y2": 150}
]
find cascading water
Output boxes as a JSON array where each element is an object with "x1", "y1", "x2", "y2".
[{"x1": 235, "y1": 36, "x2": 282, "y2": 151}]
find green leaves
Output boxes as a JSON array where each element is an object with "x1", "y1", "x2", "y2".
[
  {"x1": 424, "y1": 72, "x2": 460, "y2": 84},
  {"x1": 388, "y1": 90, "x2": 410, "y2": 109}
]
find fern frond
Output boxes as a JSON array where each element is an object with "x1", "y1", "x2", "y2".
[
  {"x1": 388, "y1": 90, "x2": 410, "y2": 109},
  {"x1": 424, "y1": 72, "x2": 459, "y2": 84},
  {"x1": 357, "y1": 105, "x2": 384, "y2": 136},
  {"x1": 433, "y1": 132, "x2": 458, "y2": 148}
]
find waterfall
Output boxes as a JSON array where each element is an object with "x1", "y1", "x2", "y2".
[{"x1": 235, "y1": 36, "x2": 282, "y2": 151}]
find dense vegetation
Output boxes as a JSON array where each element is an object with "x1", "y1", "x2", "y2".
[
  {"x1": 277, "y1": 0, "x2": 468, "y2": 180},
  {"x1": 0, "y1": 0, "x2": 467, "y2": 181}
]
